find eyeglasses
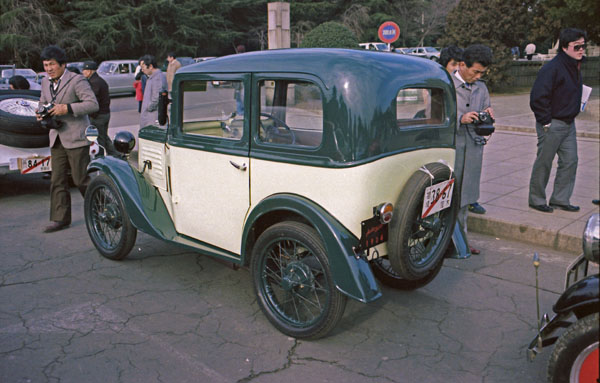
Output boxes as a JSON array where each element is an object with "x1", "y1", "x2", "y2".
[{"x1": 571, "y1": 43, "x2": 587, "y2": 51}]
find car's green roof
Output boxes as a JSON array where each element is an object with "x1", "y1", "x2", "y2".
[{"x1": 178, "y1": 48, "x2": 450, "y2": 89}]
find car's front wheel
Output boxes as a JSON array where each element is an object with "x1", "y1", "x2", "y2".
[
  {"x1": 251, "y1": 221, "x2": 347, "y2": 339},
  {"x1": 547, "y1": 312, "x2": 599, "y2": 383},
  {"x1": 84, "y1": 174, "x2": 137, "y2": 260}
]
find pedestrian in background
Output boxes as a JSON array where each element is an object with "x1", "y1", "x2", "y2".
[
  {"x1": 139, "y1": 54, "x2": 167, "y2": 128},
  {"x1": 82, "y1": 61, "x2": 113, "y2": 155},
  {"x1": 525, "y1": 43, "x2": 536, "y2": 60},
  {"x1": 134, "y1": 66, "x2": 144, "y2": 113},
  {"x1": 452, "y1": 44, "x2": 495, "y2": 255},
  {"x1": 36, "y1": 45, "x2": 98, "y2": 233},
  {"x1": 528, "y1": 28, "x2": 587, "y2": 213},
  {"x1": 9, "y1": 75, "x2": 30, "y2": 90},
  {"x1": 165, "y1": 52, "x2": 181, "y2": 96},
  {"x1": 439, "y1": 45, "x2": 463, "y2": 74}
]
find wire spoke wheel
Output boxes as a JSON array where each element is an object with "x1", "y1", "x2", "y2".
[
  {"x1": 252, "y1": 222, "x2": 346, "y2": 339},
  {"x1": 84, "y1": 174, "x2": 136, "y2": 260}
]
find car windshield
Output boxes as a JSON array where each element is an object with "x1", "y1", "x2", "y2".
[
  {"x1": 1, "y1": 68, "x2": 36, "y2": 79},
  {"x1": 375, "y1": 43, "x2": 388, "y2": 51},
  {"x1": 98, "y1": 62, "x2": 117, "y2": 74}
]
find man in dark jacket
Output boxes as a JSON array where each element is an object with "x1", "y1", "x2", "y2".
[
  {"x1": 82, "y1": 61, "x2": 114, "y2": 155},
  {"x1": 528, "y1": 28, "x2": 587, "y2": 213}
]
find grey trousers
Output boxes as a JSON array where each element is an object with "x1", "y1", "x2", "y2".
[{"x1": 528, "y1": 119, "x2": 578, "y2": 206}]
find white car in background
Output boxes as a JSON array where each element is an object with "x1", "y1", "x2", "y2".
[
  {"x1": 97, "y1": 60, "x2": 139, "y2": 96},
  {"x1": 359, "y1": 42, "x2": 391, "y2": 52},
  {"x1": 407, "y1": 47, "x2": 440, "y2": 61}
]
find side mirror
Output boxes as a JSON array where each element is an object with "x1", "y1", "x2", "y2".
[
  {"x1": 85, "y1": 125, "x2": 99, "y2": 142},
  {"x1": 158, "y1": 91, "x2": 169, "y2": 125}
]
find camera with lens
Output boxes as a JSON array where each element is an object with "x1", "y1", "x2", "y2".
[
  {"x1": 37, "y1": 103, "x2": 62, "y2": 130},
  {"x1": 472, "y1": 111, "x2": 495, "y2": 136}
]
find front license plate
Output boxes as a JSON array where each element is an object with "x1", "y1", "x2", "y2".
[
  {"x1": 421, "y1": 179, "x2": 454, "y2": 218},
  {"x1": 18, "y1": 156, "x2": 52, "y2": 174}
]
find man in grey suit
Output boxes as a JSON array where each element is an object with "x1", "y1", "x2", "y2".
[
  {"x1": 452, "y1": 44, "x2": 495, "y2": 255},
  {"x1": 139, "y1": 55, "x2": 167, "y2": 128},
  {"x1": 37, "y1": 45, "x2": 99, "y2": 233}
]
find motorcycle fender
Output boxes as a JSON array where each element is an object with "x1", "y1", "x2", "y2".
[
  {"x1": 553, "y1": 274, "x2": 599, "y2": 314},
  {"x1": 87, "y1": 156, "x2": 177, "y2": 241},
  {"x1": 242, "y1": 194, "x2": 382, "y2": 303}
]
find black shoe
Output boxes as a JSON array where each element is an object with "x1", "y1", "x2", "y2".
[
  {"x1": 468, "y1": 203, "x2": 486, "y2": 214},
  {"x1": 550, "y1": 203, "x2": 580, "y2": 212},
  {"x1": 593, "y1": 199, "x2": 600, "y2": 206},
  {"x1": 529, "y1": 204, "x2": 554, "y2": 213},
  {"x1": 43, "y1": 221, "x2": 70, "y2": 233}
]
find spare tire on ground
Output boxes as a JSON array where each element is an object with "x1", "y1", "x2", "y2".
[{"x1": 387, "y1": 162, "x2": 457, "y2": 280}]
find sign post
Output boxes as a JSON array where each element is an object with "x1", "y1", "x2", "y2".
[{"x1": 378, "y1": 21, "x2": 400, "y2": 51}]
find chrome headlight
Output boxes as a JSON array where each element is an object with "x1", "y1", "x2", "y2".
[{"x1": 582, "y1": 213, "x2": 599, "y2": 263}]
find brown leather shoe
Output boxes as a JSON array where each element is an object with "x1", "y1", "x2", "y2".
[
  {"x1": 43, "y1": 221, "x2": 70, "y2": 233},
  {"x1": 470, "y1": 247, "x2": 481, "y2": 255}
]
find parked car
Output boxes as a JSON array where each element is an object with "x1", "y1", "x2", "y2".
[
  {"x1": 359, "y1": 42, "x2": 390, "y2": 51},
  {"x1": 394, "y1": 47, "x2": 413, "y2": 54},
  {"x1": 83, "y1": 48, "x2": 458, "y2": 339},
  {"x1": 97, "y1": 60, "x2": 139, "y2": 96},
  {"x1": 527, "y1": 213, "x2": 599, "y2": 383},
  {"x1": 160, "y1": 56, "x2": 195, "y2": 71},
  {"x1": 407, "y1": 46, "x2": 440, "y2": 61},
  {"x1": 67, "y1": 62, "x2": 85, "y2": 74},
  {"x1": 0, "y1": 89, "x2": 50, "y2": 175},
  {"x1": 0, "y1": 68, "x2": 40, "y2": 90},
  {"x1": 0, "y1": 89, "x2": 98, "y2": 176}
]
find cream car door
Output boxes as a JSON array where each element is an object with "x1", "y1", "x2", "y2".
[{"x1": 167, "y1": 76, "x2": 249, "y2": 254}]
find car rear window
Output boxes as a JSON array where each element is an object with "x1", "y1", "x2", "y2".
[{"x1": 395, "y1": 88, "x2": 445, "y2": 128}]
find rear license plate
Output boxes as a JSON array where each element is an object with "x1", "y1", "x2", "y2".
[
  {"x1": 18, "y1": 156, "x2": 52, "y2": 174},
  {"x1": 422, "y1": 179, "x2": 454, "y2": 218},
  {"x1": 358, "y1": 215, "x2": 388, "y2": 252}
]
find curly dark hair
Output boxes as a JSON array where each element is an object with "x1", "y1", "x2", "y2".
[
  {"x1": 40, "y1": 45, "x2": 67, "y2": 64},
  {"x1": 439, "y1": 45, "x2": 464, "y2": 68},
  {"x1": 463, "y1": 44, "x2": 493, "y2": 68},
  {"x1": 559, "y1": 28, "x2": 587, "y2": 49}
]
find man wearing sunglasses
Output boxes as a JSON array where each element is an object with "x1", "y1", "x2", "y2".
[{"x1": 528, "y1": 28, "x2": 587, "y2": 213}]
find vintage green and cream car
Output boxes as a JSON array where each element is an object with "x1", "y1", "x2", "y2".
[{"x1": 84, "y1": 48, "x2": 458, "y2": 339}]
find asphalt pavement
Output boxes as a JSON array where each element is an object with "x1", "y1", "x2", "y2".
[{"x1": 473, "y1": 93, "x2": 599, "y2": 254}]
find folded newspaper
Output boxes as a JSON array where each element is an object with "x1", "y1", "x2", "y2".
[{"x1": 581, "y1": 84, "x2": 592, "y2": 112}]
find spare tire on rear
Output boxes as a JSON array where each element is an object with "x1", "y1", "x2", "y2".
[
  {"x1": 387, "y1": 162, "x2": 457, "y2": 280},
  {"x1": 0, "y1": 90, "x2": 47, "y2": 136}
]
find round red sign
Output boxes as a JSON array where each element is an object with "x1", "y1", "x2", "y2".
[{"x1": 378, "y1": 21, "x2": 400, "y2": 44}]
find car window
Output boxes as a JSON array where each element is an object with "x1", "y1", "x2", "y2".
[
  {"x1": 396, "y1": 88, "x2": 445, "y2": 127},
  {"x1": 118, "y1": 64, "x2": 130, "y2": 74},
  {"x1": 258, "y1": 80, "x2": 323, "y2": 148},
  {"x1": 181, "y1": 80, "x2": 244, "y2": 140}
]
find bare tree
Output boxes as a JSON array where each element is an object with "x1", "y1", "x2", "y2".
[
  {"x1": 291, "y1": 20, "x2": 314, "y2": 48},
  {"x1": 415, "y1": 0, "x2": 459, "y2": 47},
  {"x1": 340, "y1": 4, "x2": 370, "y2": 41}
]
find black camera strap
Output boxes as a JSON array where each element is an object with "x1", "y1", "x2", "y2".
[{"x1": 47, "y1": 74, "x2": 76, "y2": 104}]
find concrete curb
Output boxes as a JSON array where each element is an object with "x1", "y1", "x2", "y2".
[{"x1": 468, "y1": 214, "x2": 582, "y2": 254}]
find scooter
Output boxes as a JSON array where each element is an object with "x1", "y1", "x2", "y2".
[{"x1": 527, "y1": 213, "x2": 599, "y2": 383}]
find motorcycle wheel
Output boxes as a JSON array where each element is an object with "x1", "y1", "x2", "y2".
[{"x1": 547, "y1": 312, "x2": 599, "y2": 383}]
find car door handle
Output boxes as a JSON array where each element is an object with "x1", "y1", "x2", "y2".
[{"x1": 229, "y1": 161, "x2": 247, "y2": 171}]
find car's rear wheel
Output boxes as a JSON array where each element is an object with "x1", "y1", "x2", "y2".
[
  {"x1": 387, "y1": 162, "x2": 456, "y2": 280},
  {"x1": 84, "y1": 174, "x2": 137, "y2": 260},
  {"x1": 251, "y1": 221, "x2": 347, "y2": 339}
]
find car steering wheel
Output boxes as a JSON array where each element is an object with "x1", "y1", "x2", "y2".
[{"x1": 259, "y1": 112, "x2": 296, "y2": 145}]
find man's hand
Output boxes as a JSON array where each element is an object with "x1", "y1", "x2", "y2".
[
  {"x1": 484, "y1": 107, "x2": 495, "y2": 119},
  {"x1": 50, "y1": 104, "x2": 69, "y2": 116},
  {"x1": 460, "y1": 111, "x2": 479, "y2": 124}
]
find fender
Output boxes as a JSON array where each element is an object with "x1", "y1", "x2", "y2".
[
  {"x1": 242, "y1": 194, "x2": 382, "y2": 303},
  {"x1": 87, "y1": 156, "x2": 177, "y2": 241},
  {"x1": 553, "y1": 274, "x2": 599, "y2": 314}
]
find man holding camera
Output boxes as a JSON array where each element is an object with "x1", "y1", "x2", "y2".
[
  {"x1": 452, "y1": 44, "x2": 495, "y2": 254},
  {"x1": 528, "y1": 28, "x2": 587, "y2": 213},
  {"x1": 37, "y1": 45, "x2": 98, "y2": 233}
]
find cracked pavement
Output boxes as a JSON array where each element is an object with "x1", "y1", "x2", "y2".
[{"x1": 0, "y1": 172, "x2": 584, "y2": 383}]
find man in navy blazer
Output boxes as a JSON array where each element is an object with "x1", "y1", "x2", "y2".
[{"x1": 37, "y1": 45, "x2": 99, "y2": 233}]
